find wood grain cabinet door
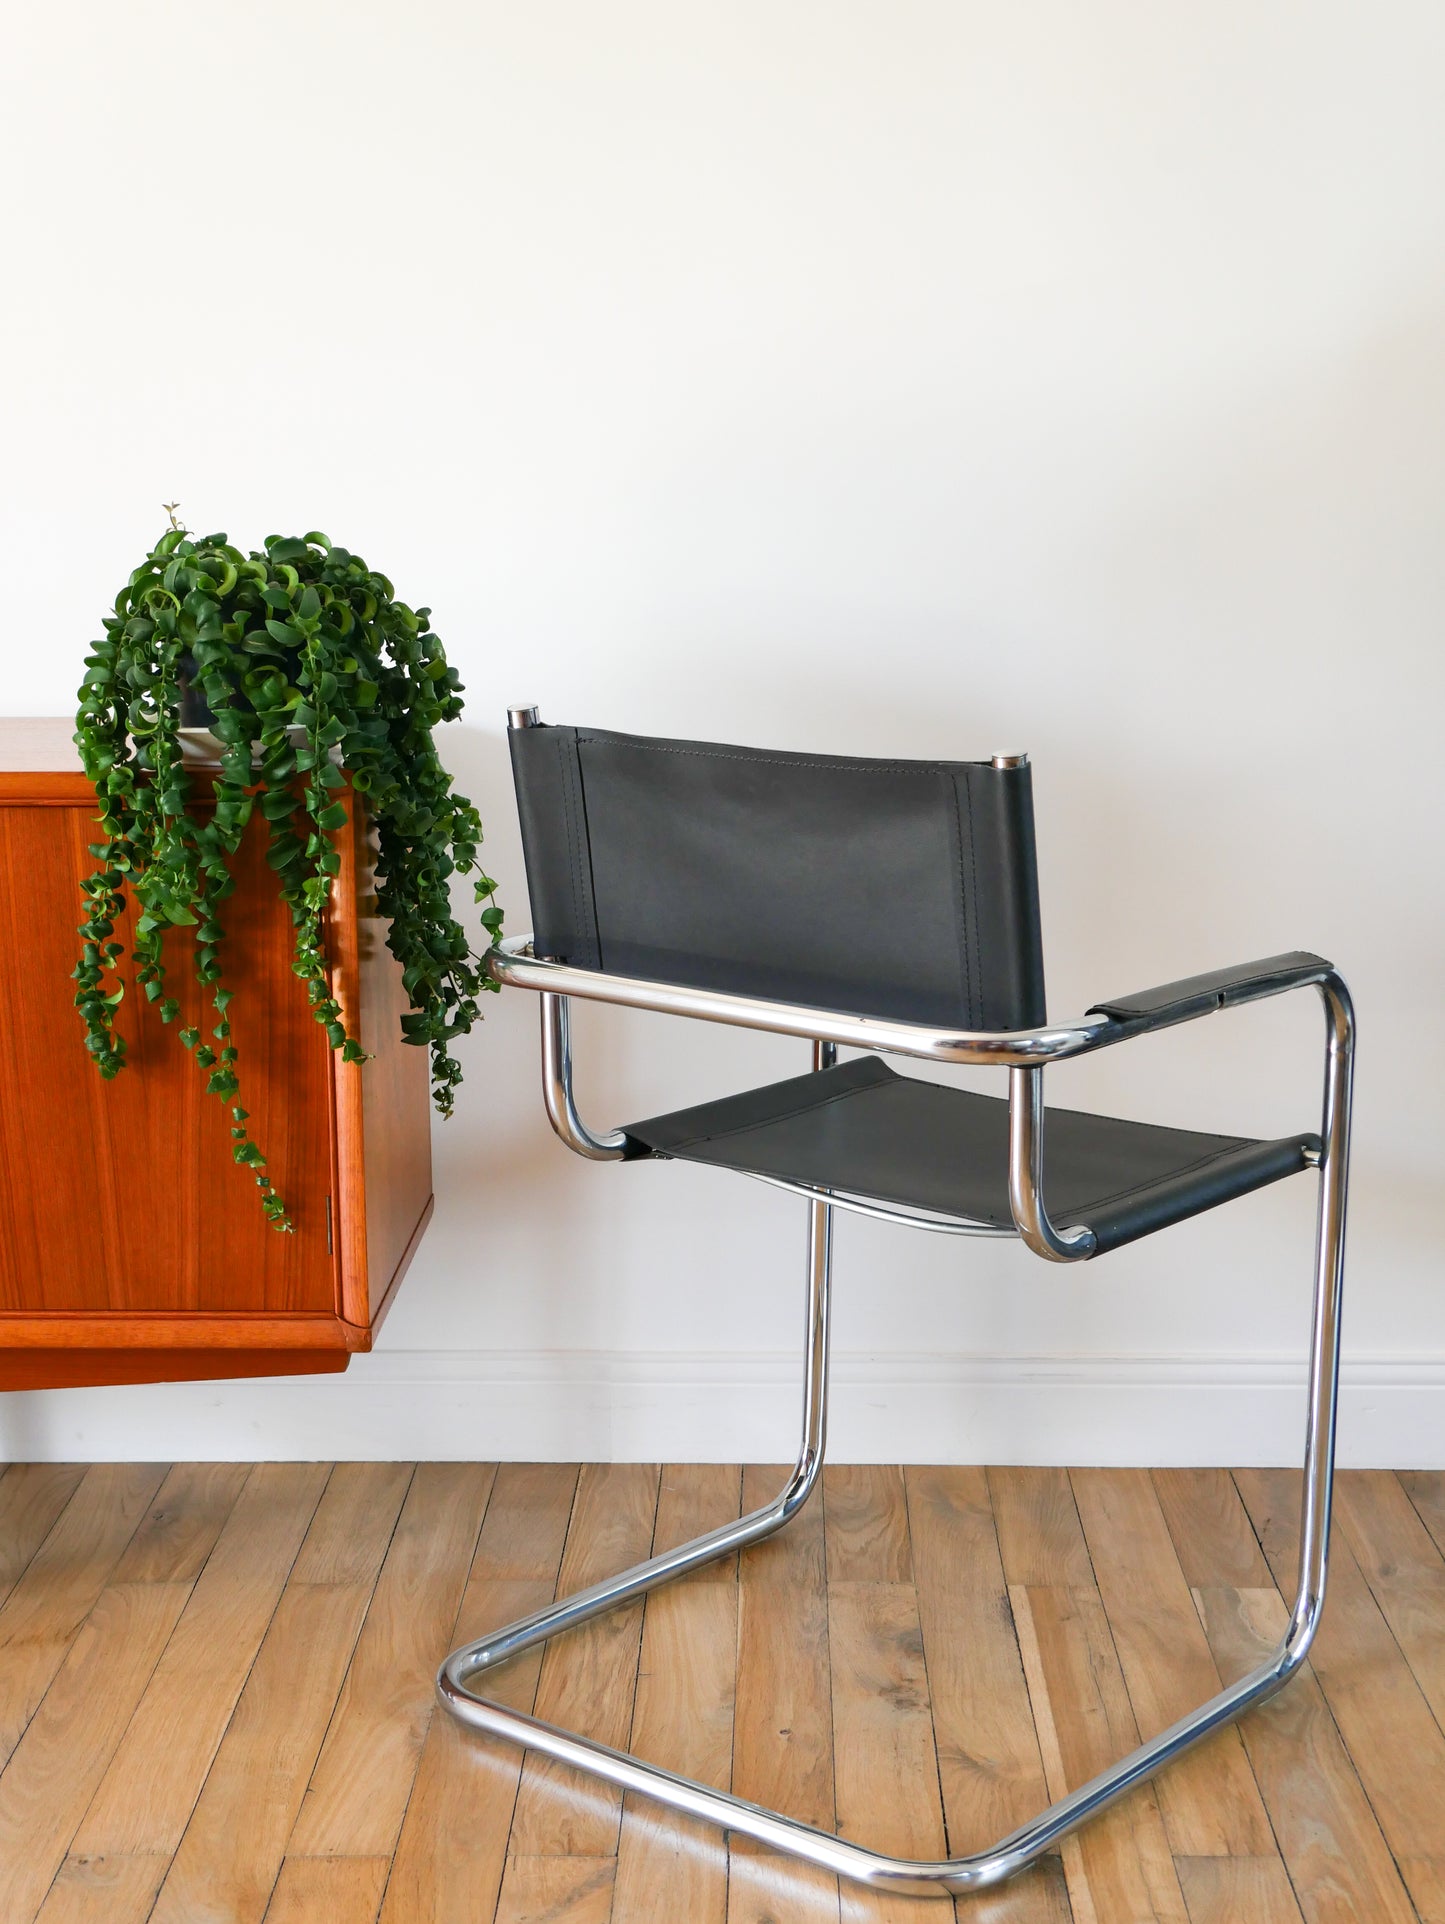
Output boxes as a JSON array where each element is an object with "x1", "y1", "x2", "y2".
[{"x1": 0, "y1": 725, "x2": 433, "y2": 1390}]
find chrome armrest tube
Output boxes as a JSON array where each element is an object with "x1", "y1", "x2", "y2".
[
  {"x1": 490, "y1": 936, "x2": 1337, "y2": 1066},
  {"x1": 490, "y1": 936, "x2": 1108, "y2": 1065},
  {"x1": 1008, "y1": 962, "x2": 1346, "y2": 1262},
  {"x1": 505, "y1": 940, "x2": 1341, "y2": 1257}
]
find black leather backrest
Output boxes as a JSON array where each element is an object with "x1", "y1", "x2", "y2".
[{"x1": 509, "y1": 721, "x2": 1047, "y2": 1031}]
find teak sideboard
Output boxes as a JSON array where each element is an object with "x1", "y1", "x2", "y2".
[{"x1": 0, "y1": 720, "x2": 433, "y2": 1390}]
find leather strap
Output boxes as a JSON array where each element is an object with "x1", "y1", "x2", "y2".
[{"x1": 1090, "y1": 951, "x2": 1330, "y2": 1024}]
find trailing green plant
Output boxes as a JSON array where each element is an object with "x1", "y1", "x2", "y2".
[{"x1": 73, "y1": 519, "x2": 502, "y2": 1228}]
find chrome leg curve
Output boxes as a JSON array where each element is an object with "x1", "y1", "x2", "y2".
[
  {"x1": 541, "y1": 992, "x2": 628, "y2": 1160},
  {"x1": 437, "y1": 987, "x2": 1353, "y2": 1898},
  {"x1": 439, "y1": 1043, "x2": 835, "y2": 1683},
  {"x1": 1008, "y1": 1065, "x2": 1097, "y2": 1261}
]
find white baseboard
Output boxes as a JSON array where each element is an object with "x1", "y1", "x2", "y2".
[{"x1": 3, "y1": 1348, "x2": 1443, "y2": 1466}]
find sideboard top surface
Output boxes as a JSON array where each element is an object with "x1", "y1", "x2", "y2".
[{"x1": 0, "y1": 718, "x2": 83, "y2": 773}]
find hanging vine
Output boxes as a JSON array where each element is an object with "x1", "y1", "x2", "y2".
[{"x1": 73, "y1": 520, "x2": 502, "y2": 1228}]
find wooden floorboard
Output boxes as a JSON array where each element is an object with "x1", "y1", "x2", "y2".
[
  {"x1": 261, "y1": 1855, "x2": 390, "y2": 1924},
  {"x1": 380, "y1": 1461, "x2": 578, "y2": 1924},
  {"x1": 904, "y1": 1467, "x2": 1068, "y2": 1924},
  {"x1": 0, "y1": 1464, "x2": 88, "y2": 1613},
  {"x1": 612, "y1": 1463, "x2": 740, "y2": 1924},
  {"x1": 33, "y1": 1852, "x2": 170, "y2": 1924},
  {"x1": 1235, "y1": 1467, "x2": 1445, "y2": 1924},
  {"x1": 828, "y1": 1466, "x2": 945, "y2": 1924},
  {"x1": 1, "y1": 1463, "x2": 1440, "y2": 1923},
  {"x1": 1163, "y1": 1471, "x2": 1417, "y2": 1924},
  {"x1": 0, "y1": 1463, "x2": 169, "y2": 1767},
  {"x1": 149, "y1": 1464, "x2": 411, "y2": 1924},
  {"x1": 288, "y1": 1462, "x2": 495, "y2": 1861},
  {"x1": 1070, "y1": 1467, "x2": 1275, "y2": 1861},
  {"x1": 730, "y1": 1462, "x2": 840, "y2": 1924},
  {"x1": 505, "y1": 1462, "x2": 661, "y2": 1865},
  {"x1": 75, "y1": 1462, "x2": 332, "y2": 1859}
]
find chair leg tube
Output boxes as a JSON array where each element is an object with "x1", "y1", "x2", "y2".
[
  {"x1": 1284, "y1": 969, "x2": 1355, "y2": 1659},
  {"x1": 438, "y1": 1184, "x2": 833, "y2": 1684},
  {"x1": 436, "y1": 985, "x2": 1354, "y2": 1898}
]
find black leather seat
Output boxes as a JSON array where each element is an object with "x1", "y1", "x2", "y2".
[{"x1": 627, "y1": 1054, "x2": 1319, "y2": 1253}]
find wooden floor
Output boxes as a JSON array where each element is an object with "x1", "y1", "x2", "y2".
[{"x1": 1, "y1": 1464, "x2": 1443, "y2": 1924}]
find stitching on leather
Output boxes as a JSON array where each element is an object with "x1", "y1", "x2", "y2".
[
  {"x1": 645, "y1": 1064, "x2": 891, "y2": 1153},
  {"x1": 569, "y1": 735, "x2": 605, "y2": 969},
  {"x1": 946, "y1": 770, "x2": 970, "y2": 1024},
  {"x1": 964, "y1": 771, "x2": 982, "y2": 1023},
  {"x1": 575, "y1": 738, "x2": 946, "y2": 777},
  {"x1": 1069, "y1": 1139, "x2": 1276, "y2": 1216},
  {"x1": 557, "y1": 731, "x2": 591, "y2": 964},
  {"x1": 954, "y1": 769, "x2": 981, "y2": 1027}
]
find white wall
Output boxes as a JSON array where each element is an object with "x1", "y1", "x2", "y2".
[{"x1": 2, "y1": 2, "x2": 1442, "y2": 1465}]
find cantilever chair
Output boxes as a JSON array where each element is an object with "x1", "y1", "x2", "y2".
[{"x1": 438, "y1": 710, "x2": 1354, "y2": 1901}]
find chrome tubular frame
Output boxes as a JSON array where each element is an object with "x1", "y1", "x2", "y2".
[
  {"x1": 491, "y1": 934, "x2": 1114, "y2": 1065},
  {"x1": 1008, "y1": 1065, "x2": 1097, "y2": 1261},
  {"x1": 487, "y1": 932, "x2": 1340, "y2": 1067},
  {"x1": 540, "y1": 991, "x2": 628, "y2": 1161},
  {"x1": 439, "y1": 941, "x2": 1354, "y2": 1898}
]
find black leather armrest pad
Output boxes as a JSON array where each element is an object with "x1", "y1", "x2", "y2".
[{"x1": 1090, "y1": 951, "x2": 1331, "y2": 1024}]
